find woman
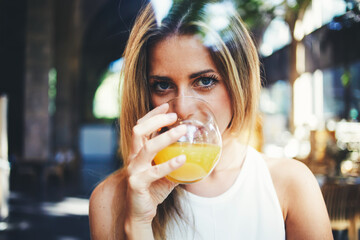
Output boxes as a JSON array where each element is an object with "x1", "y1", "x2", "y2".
[{"x1": 89, "y1": 1, "x2": 332, "y2": 239}]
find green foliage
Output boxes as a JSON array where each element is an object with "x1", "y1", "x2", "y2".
[
  {"x1": 233, "y1": 0, "x2": 276, "y2": 30},
  {"x1": 48, "y1": 68, "x2": 57, "y2": 115},
  {"x1": 341, "y1": 69, "x2": 352, "y2": 87},
  {"x1": 283, "y1": 0, "x2": 312, "y2": 25},
  {"x1": 231, "y1": 0, "x2": 312, "y2": 34}
]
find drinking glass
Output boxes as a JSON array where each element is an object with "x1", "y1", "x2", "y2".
[{"x1": 152, "y1": 96, "x2": 222, "y2": 183}]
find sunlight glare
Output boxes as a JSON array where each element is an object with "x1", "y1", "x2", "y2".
[{"x1": 151, "y1": 0, "x2": 173, "y2": 26}]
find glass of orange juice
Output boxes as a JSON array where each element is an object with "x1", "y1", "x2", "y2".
[{"x1": 152, "y1": 97, "x2": 222, "y2": 183}]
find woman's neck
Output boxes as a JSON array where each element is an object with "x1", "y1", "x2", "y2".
[{"x1": 213, "y1": 133, "x2": 247, "y2": 173}]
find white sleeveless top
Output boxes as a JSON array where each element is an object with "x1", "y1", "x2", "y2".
[{"x1": 166, "y1": 147, "x2": 285, "y2": 240}]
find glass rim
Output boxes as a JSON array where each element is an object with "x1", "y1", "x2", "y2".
[{"x1": 165, "y1": 96, "x2": 216, "y2": 120}]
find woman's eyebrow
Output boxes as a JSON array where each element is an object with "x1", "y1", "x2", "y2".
[
  {"x1": 149, "y1": 69, "x2": 215, "y2": 81},
  {"x1": 148, "y1": 75, "x2": 172, "y2": 81},
  {"x1": 189, "y1": 69, "x2": 215, "y2": 79}
]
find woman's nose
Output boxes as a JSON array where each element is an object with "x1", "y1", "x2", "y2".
[{"x1": 169, "y1": 97, "x2": 196, "y2": 121}]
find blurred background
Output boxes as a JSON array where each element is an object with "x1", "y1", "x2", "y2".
[{"x1": 0, "y1": 0, "x2": 359, "y2": 239}]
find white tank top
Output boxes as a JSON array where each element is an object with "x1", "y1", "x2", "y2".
[{"x1": 166, "y1": 147, "x2": 285, "y2": 240}]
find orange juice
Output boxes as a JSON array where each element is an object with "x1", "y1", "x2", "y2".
[{"x1": 154, "y1": 142, "x2": 221, "y2": 183}]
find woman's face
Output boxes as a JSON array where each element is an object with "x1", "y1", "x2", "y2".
[{"x1": 148, "y1": 35, "x2": 232, "y2": 134}]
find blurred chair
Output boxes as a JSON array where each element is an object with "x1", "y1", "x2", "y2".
[
  {"x1": 350, "y1": 185, "x2": 360, "y2": 240},
  {"x1": 322, "y1": 181, "x2": 360, "y2": 240}
]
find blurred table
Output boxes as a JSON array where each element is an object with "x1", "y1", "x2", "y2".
[{"x1": 321, "y1": 177, "x2": 360, "y2": 240}]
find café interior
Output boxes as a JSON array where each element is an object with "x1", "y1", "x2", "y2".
[{"x1": 0, "y1": 0, "x2": 360, "y2": 239}]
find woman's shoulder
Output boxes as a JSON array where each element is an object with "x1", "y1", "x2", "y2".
[
  {"x1": 90, "y1": 168, "x2": 127, "y2": 202},
  {"x1": 262, "y1": 156, "x2": 312, "y2": 216},
  {"x1": 263, "y1": 155, "x2": 332, "y2": 238},
  {"x1": 264, "y1": 155, "x2": 316, "y2": 186},
  {"x1": 89, "y1": 168, "x2": 127, "y2": 239},
  {"x1": 263, "y1": 155, "x2": 319, "y2": 204}
]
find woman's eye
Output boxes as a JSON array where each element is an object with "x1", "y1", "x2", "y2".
[
  {"x1": 154, "y1": 81, "x2": 170, "y2": 91},
  {"x1": 195, "y1": 77, "x2": 218, "y2": 88},
  {"x1": 199, "y1": 78, "x2": 212, "y2": 86}
]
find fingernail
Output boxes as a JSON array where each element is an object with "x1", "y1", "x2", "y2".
[
  {"x1": 167, "y1": 113, "x2": 177, "y2": 120},
  {"x1": 160, "y1": 103, "x2": 168, "y2": 109},
  {"x1": 175, "y1": 155, "x2": 186, "y2": 164},
  {"x1": 174, "y1": 124, "x2": 187, "y2": 133}
]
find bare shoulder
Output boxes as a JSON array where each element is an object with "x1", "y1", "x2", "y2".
[
  {"x1": 264, "y1": 155, "x2": 317, "y2": 191},
  {"x1": 263, "y1": 156, "x2": 315, "y2": 216},
  {"x1": 89, "y1": 168, "x2": 127, "y2": 240},
  {"x1": 263, "y1": 155, "x2": 332, "y2": 239}
]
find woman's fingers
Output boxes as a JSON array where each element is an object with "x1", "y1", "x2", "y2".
[
  {"x1": 130, "y1": 103, "x2": 169, "y2": 156},
  {"x1": 146, "y1": 155, "x2": 186, "y2": 184},
  {"x1": 129, "y1": 155, "x2": 186, "y2": 190},
  {"x1": 130, "y1": 112, "x2": 178, "y2": 155},
  {"x1": 137, "y1": 103, "x2": 168, "y2": 125},
  {"x1": 134, "y1": 125, "x2": 187, "y2": 166},
  {"x1": 133, "y1": 112, "x2": 177, "y2": 140}
]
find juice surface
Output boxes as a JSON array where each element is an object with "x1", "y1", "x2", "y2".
[{"x1": 154, "y1": 142, "x2": 221, "y2": 183}]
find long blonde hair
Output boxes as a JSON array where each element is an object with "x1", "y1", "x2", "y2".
[{"x1": 119, "y1": 1, "x2": 260, "y2": 238}]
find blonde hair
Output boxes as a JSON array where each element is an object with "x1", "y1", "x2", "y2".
[{"x1": 119, "y1": 1, "x2": 260, "y2": 238}]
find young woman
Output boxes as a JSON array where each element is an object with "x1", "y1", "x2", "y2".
[{"x1": 89, "y1": 1, "x2": 333, "y2": 239}]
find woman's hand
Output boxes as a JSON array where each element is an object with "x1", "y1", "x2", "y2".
[{"x1": 124, "y1": 103, "x2": 187, "y2": 238}]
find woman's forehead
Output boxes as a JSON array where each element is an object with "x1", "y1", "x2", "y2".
[{"x1": 148, "y1": 35, "x2": 217, "y2": 75}]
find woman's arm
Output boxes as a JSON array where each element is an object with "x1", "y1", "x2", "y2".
[
  {"x1": 89, "y1": 103, "x2": 187, "y2": 239},
  {"x1": 277, "y1": 159, "x2": 333, "y2": 239},
  {"x1": 89, "y1": 170, "x2": 159, "y2": 240},
  {"x1": 89, "y1": 170, "x2": 127, "y2": 239}
]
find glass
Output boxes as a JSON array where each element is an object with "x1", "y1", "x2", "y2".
[{"x1": 152, "y1": 96, "x2": 222, "y2": 183}]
